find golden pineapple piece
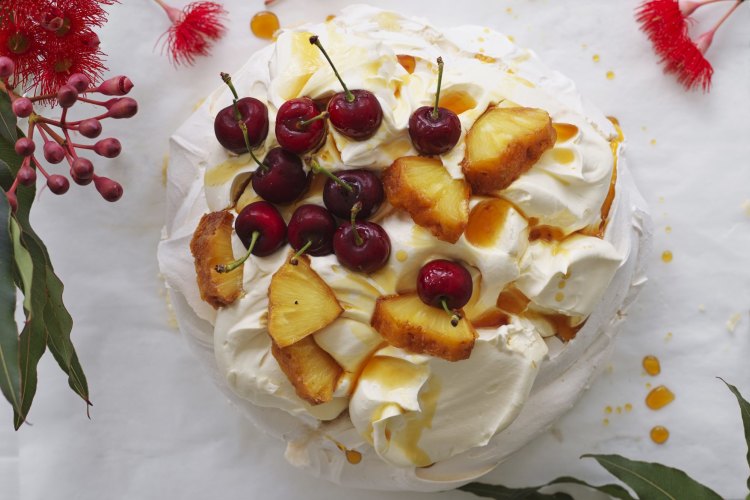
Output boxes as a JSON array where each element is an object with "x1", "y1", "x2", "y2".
[
  {"x1": 271, "y1": 337, "x2": 343, "y2": 405},
  {"x1": 190, "y1": 211, "x2": 243, "y2": 309},
  {"x1": 462, "y1": 106, "x2": 556, "y2": 194},
  {"x1": 268, "y1": 253, "x2": 343, "y2": 348},
  {"x1": 383, "y1": 156, "x2": 470, "y2": 243},
  {"x1": 371, "y1": 293, "x2": 477, "y2": 361}
]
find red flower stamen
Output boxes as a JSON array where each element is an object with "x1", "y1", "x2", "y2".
[{"x1": 154, "y1": 0, "x2": 227, "y2": 66}]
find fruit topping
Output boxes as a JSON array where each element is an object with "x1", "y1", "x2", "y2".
[
  {"x1": 462, "y1": 106, "x2": 556, "y2": 194},
  {"x1": 383, "y1": 156, "x2": 470, "y2": 243},
  {"x1": 190, "y1": 211, "x2": 243, "y2": 308},
  {"x1": 311, "y1": 160, "x2": 384, "y2": 220},
  {"x1": 214, "y1": 73, "x2": 269, "y2": 154},
  {"x1": 251, "y1": 147, "x2": 309, "y2": 205},
  {"x1": 275, "y1": 97, "x2": 329, "y2": 154},
  {"x1": 215, "y1": 201, "x2": 287, "y2": 273},
  {"x1": 417, "y1": 259, "x2": 473, "y2": 326},
  {"x1": 268, "y1": 253, "x2": 344, "y2": 347},
  {"x1": 332, "y1": 203, "x2": 391, "y2": 274},
  {"x1": 408, "y1": 57, "x2": 461, "y2": 156},
  {"x1": 309, "y1": 35, "x2": 383, "y2": 140},
  {"x1": 271, "y1": 336, "x2": 343, "y2": 405},
  {"x1": 288, "y1": 204, "x2": 337, "y2": 258},
  {"x1": 371, "y1": 293, "x2": 477, "y2": 361}
]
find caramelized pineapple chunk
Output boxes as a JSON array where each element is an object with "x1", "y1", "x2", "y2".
[
  {"x1": 271, "y1": 337, "x2": 343, "y2": 405},
  {"x1": 268, "y1": 253, "x2": 343, "y2": 347},
  {"x1": 190, "y1": 211, "x2": 243, "y2": 308},
  {"x1": 462, "y1": 106, "x2": 556, "y2": 194},
  {"x1": 383, "y1": 156, "x2": 470, "y2": 243},
  {"x1": 371, "y1": 293, "x2": 477, "y2": 361}
]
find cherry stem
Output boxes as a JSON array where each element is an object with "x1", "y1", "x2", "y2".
[
  {"x1": 220, "y1": 72, "x2": 259, "y2": 161},
  {"x1": 298, "y1": 111, "x2": 329, "y2": 129},
  {"x1": 441, "y1": 298, "x2": 461, "y2": 327},
  {"x1": 433, "y1": 57, "x2": 444, "y2": 120},
  {"x1": 309, "y1": 159, "x2": 354, "y2": 192},
  {"x1": 350, "y1": 201, "x2": 364, "y2": 246},
  {"x1": 215, "y1": 230, "x2": 259, "y2": 273},
  {"x1": 309, "y1": 35, "x2": 355, "y2": 103},
  {"x1": 290, "y1": 240, "x2": 312, "y2": 265}
]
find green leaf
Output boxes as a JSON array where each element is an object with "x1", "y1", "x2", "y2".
[
  {"x1": 0, "y1": 91, "x2": 17, "y2": 144},
  {"x1": 583, "y1": 454, "x2": 722, "y2": 500},
  {"x1": 0, "y1": 192, "x2": 22, "y2": 418},
  {"x1": 10, "y1": 218, "x2": 32, "y2": 312},
  {"x1": 548, "y1": 477, "x2": 635, "y2": 499},
  {"x1": 459, "y1": 482, "x2": 573, "y2": 500},
  {"x1": 719, "y1": 379, "x2": 750, "y2": 492},
  {"x1": 13, "y1": 229, "x2": 48, "y2": 429}
]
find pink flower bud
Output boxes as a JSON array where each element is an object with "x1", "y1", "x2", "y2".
[
  {"x1": 105, "y1": 97, "x2": 138, "y2": 118},
  {"x1": 78, "y1": 118, "x2": 102, "y2": 138},
  {"x1": 96, "y1": 76, "x2": 134, "y2": 96},
  {"x1": 43, "y1": 141, "x2": 65, "y2": 164},
  {"x1": 94, "y1": 176, "x2": 123, "y2": 202},
  {"x1": 47, "y1": 175, "x2": 69, "y2": 195},
  {"x1": 14, "y1": 137, "x2": 35, "y2": 157},
  {"x1": 0, "y1": 56, "x2": 14, "y2": 79},
  {"x1": 57, "y1": 84, "x2": 78, "y2": 108},
  {"x1": 81, "y1": 32, "x2": 100, "y2": 49},
  {"x1": 71, "y1": 169, "x2": 92, "y2": 186},
  {"x1": 17, "y1": 164, "x2": 36, "y2": 186},
  {"x1": 93, "y1": 138, "x2": 121, "y2": 158},
  {"x1": 67, "y1": 73, "x2": 90, "y2": 93},
  {"x1": 12, "y1": 97, "x2": 33, "y2": 118},
  {"x1": 72, "y1": 157, "x2": 94, "y2": 180},
  {"x1": 5, "y1": 191, "x2": 17, "y2": 212}
]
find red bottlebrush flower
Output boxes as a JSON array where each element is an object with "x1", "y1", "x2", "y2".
[
  {"x1": 154, "y1": 0, "x2": 228, "y2": 66},
  {"x1": 636, "y1": 0, "x2": 746, "y2": 92},
  {"x1": 33, "y1": 34, "x2": 107, "y2": 95}
]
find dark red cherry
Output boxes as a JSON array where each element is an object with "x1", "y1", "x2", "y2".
[
  {"x1": 332, "y1": 203, "x2": 390, "y2": 273},
  {"x1": 309, "y1": 36, "x2": 383, "y2": 141},
  {"x1": 275, "y1": 97, "x2": 328, "y2": 155},
  {"x1": 327, "y1": 89, "x2": 383, "y2": 140},
  {"x1": 251, "y1": 147, "x2": 308, "y2": 204},
  {"x1": 319, "y1": 167, "x2": 384, "y2": 220},
  {"x1": 214, "y1": 97, "x2": 269, "y2": 153},
  {"x1": 408, "y1": 57, "x2": 461, "y2": 155},
  {"x1": 287, "y1": 204, "x2": 336, "y2": 257},
  {"x1": 217, "y1": 201, "x2": 287, "y2": 273},
  {"x1": 417, "y1": 259, "x2": 473, "y2": 311}
]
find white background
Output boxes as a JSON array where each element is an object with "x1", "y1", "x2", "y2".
[{"x1": 2, "y1": 0, "x2": 749, "y2": 498}]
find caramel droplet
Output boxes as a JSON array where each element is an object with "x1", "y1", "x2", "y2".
[
  {"x1": 345, "y1": 449, "x2": 362, "y2": 464},
  {"x1": 642, "y1": 355, "x2": 661, "y2": 376},
  {"x1": 397, "y1": 54, "x2": 416, "y2": 74},
  {"x1": 592, "y1": 54, "x2": 600, "y2": 62},
  {"x1": 646, "y1": 385, "x2": 675, "y2": 410},
  {"x1": 250, "y1": 11, "x2": 280, "y2": 40},
  {"x1": 650, "y1": 425, "x2": 669, "y2": 444},
  {"x1": 606, "y1": 70, "x2": 615, "y2": 80},
  {"x1": 661, "y1": 250, "x2": 673, "y2": 263},
  {"x1": 395, "y1": 250, "x2": 408, "y2": 262}
]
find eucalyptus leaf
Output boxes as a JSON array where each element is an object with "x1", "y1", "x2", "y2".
[
  {"x1": 13, "y1": 230, "x2": 48, "y2": 429},
  {"x1": 583, "y1": 454, "x2": 722, "y2": 500},
  {"x1": 10, "y1": 218, "x2": 32, "y2": 312},
  {"x1": 548, "y1": 476, "x2": 636, "y2": 500},
  {"x1": 0, "y1": 92, "x2": 17, "y2": 144},
  {"x1": 719, "y1": 379, "x2": 750, "y2": 493},
  {"x1": 459, "y1": 482, "x2": 572, "y2": 500},
  {"x1": 0, "y1": 192, "x2": 23, "y2": 418}
]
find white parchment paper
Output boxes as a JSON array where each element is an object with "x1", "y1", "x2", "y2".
[{"x1": 2, "y1": 1, "x2": 748, "y2": 499}]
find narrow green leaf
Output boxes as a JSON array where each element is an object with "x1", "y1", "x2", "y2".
[
  {"x1": 0, "y1": 192, "x2": 22, "y2": 418},
  {"x1": 10, "y1": 219, "x2": 32, "y2": 312},
  {"x1": 459, "y1": 482, "x2": 573, "y2": 499},
  {"x1": 42, "y1": 266, "x2": 90, "y2": 407},
  {"x1": 583, "y1": 454, "x2": 722, "y2": 500},
  {"x1": 0, "y1": 92, "x2": 17, "y2": 144},
  {"x1": 719, "y1": 379, "x2": 750, "y2": 492},
  {"x1": 548, "y1": 476, "x2": 636, "y2": 500},
  {"x1": 13, "y1": 230, "x2": 48, "y2": 429}
]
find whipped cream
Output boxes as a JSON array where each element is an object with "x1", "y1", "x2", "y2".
[{"x1": 157, "y1": 5, "x2": 652, "y2": 491}]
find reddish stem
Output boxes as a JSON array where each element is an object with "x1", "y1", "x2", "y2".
[
  {"x1": 76, "y1": 96, "x2": 108, "y2": 106},
  {"x1": 153, "y1": 0, "x2": 183, "y2": 23},
  {"x1": 695, "y1": 0, "x2": 744, "y2": 53},
  {"x1": 31, "y1": 157, "x2": 51, "y2": 179}
]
